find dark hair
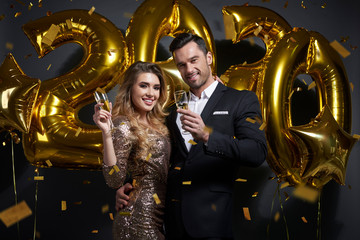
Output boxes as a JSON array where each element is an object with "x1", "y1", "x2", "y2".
[{"x1": 169, "y1": 33, "x2": 208, "y2": 55}]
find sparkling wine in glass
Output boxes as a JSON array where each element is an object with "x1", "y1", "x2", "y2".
[
  {"x1": 174, "y1": 90, "x2": 190, "y2": 134},
  {"x1": 94, "y1": 87, "x2": 114, "y2": 130}
]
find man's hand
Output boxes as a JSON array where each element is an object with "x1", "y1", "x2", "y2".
[
  {"x1": 177, "y1": 108, "x2": 210, "y2": 143},
  {"x1": 115, "y1": 183, "x2": 133, "y2": 211}
]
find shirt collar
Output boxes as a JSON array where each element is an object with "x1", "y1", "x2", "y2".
[{"x1": 190, "y1": 80, "x2": 218, "y2": 101}]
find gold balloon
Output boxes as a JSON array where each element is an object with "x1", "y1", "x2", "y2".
[
  {"x1": 0, "y1": 53, "x2": 40, "y2": 133},
  {"x1": 220, "y1": 5, "x2": 353, "y2": 188},
  {"x1": 21, "y1": 10, "x2": 129, "y2": 169},
  {"x1": 125, "y1": 0, "x2": 216, "y2": 106},
  {"x1": 289, "y1": 105, "x2": 356, "y2": 187}
]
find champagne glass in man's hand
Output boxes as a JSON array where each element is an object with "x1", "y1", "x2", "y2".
[
  {"x1": 94, "y1": 87, "x2": 114, "y2": 131},
  {"x1": 174, "y1": 90, "x2": 190, "y2": 134}
]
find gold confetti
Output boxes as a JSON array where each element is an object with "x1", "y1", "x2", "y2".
[
  {"x1": 101, "y1": 204, "x2": 109, "y2": 213},
  {"x1": 146, "y1": 153, "x2": 152, "y2": 161},
  {"x1": 16, "y1": 0, "x2": 26, "y2": 5},
  {"x1": 42, "y1": 24, "x2": 60, "y2": 46},
  {"x1": 211, "y1": 204, "x2": 217, "y2": 211},
  {"x1": 113, "y1": 165, "x2": 120, "y2": 172},
  {"x1": 188, "y1": 139, "x2": 197, "y2": 145},
  {"x1": 182, "y1": 181, "x2": 192, "y2": 185},
  {"x1": 38, "y1": 0, "x2": 43, "y2": 7},
  {"x1": 284, "y1": 191, "x2": 290, "y2": 201},
  {"x1": 61, "y1": 201, "x2": 67, "y2": 211},
  {"x1": 321, "y1": 3, "x2": 327, "y2": 8},
  {"x1": 100, "y1": 18, "x2": 107, "y2": 22},
  {"x1": 340, "y1": 36, "x2": 349, "y2": 43},
  {"x1": 0, "y1": 14, "x2": 5, "y2": 21},
  {"x1": 288, "y1": 90, "x2": 294, "y2": 100},
  {"x1": 28, "y1": 2, "x2": 33, "y2": 11},
  {"x1": 352, "y1": 134, "x2": 360, "y2": 140},
  {"x1": 243, "y1": 207, "x2": 251, "y2": 221},
  {"x1": 24, "y1": 54, "x2": 32, "y2": 59},
  {"x1": 283, "y1": 1, "x2": 289, "y2": 8},
  {"x1": 308, "y1": 81, "x2": 316, "y2": 90},
  {"x1": 46, "y1": 11, "x2": 52, "y2": 16},
  {"x1": 2, "y1": 142, "x2": 6, "y2": 146},
  {"x1": 108, "y1": 168, "x2": 115, "y2": 175},
  {"x1": 259, "y1": 122, "x2": 266, "y2": 131},
  {"x1": 0, "y1": 201, "x2": 32, "y2": 228},
  {"x1": 119, "y1": 211, "x2": 131, "y2": 216},
  {"x1": 204, "y1": 126, "x2": 213, "y2": 134},
  {"x1": 290, "y1": 37, "x2": 297, "y2": 43},
  {"x1": 174, "y1": 166, "x2": 181, "y2": 170},
  {"x1": 293, "y1": 184, "x2": 319, "y2": 203},
  {"x1": 109, "y1": 213, "x2": 114, "y2": 220},
  {"x1": 348, "y1": 184, "x2": 352, "y2": 190},
  {"x1": 350, "y1": 44, "x2": 358, "y2": 50},
  {"x1": 47, "y1": 64, "x2": 52, "y2": 71},
  {"x1": 107, "y1": 51, "x2": 112, "y2": 56},
  {"x1": 73, "y1": 201, "x2": 82, "y2": 205},
  {"x1": 66, "y1": 19, "x2": 72, "y2": 29},
  {"x1": 75, "y1": 127, "x2": 82, "y2": 137},
  {"x1": 242, "y1": 61, "x2": 247, "y2": 66},
  {"x1": 274, "y1": 211, "x2": 280, "y2": 222},
  {"x1": 254, "y1": 25, "x2": 263, "y2": 36},
  {"x1": 264, "y1": 34, "x2": 269, "y2": 44},
  {"x1": 14, "y1": 12, "x2": 22, "y2": 18},
  {"x1": 132, "y1": 179, "x2": 137, "y2": 187},
  {"x1": 153, "y1": 193, "x2": 161, "y2": 205},
  {"x1": 252, "y1": 192, "x2": 258, "y2": 198},
  {"x1": 301, "y1": 216, "x2": 308, "y2": 223},
  {"x1": 330, "y1": 40, "x2": 351, "y2": 58},
  {"x1": 280, "y1": 182, "x2": 290, "y2": 189},
  {"x1": 5, "y1": 42, "x2": 14, "y2": 50},
  {"x1": 350, "y1": 82, "x2": 354, "y2": 92},
  {"x1": 34, "y1": 176, "x2": 44, "y2": 181},
  {"x1": 83, "y1": 180, "x2": 91, "y2": 184},
  {"x1": 249, "y1": 37, "x2": 255, "y2": 46},
  {"x1": 91, "y1": 230, "x2": 98, "y2": 233},
  {"x1": 301, "y1": 1, "x2": 307, "y2": 9},
  {"x1": 88, "y1": 6, "x2": 95, "y2": 15},
  {"x1": 235, "y1": 178, "x2": 247, "y2": 182}
]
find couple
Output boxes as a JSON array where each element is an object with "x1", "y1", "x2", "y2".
[{"x1": 93, "y1": 33, "x2": 267, "y2": 240}]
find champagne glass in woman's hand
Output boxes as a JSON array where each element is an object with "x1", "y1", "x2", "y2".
[
  {"x1": 174, "y1": 90, "x2": 190, "y2": 135},
  {"x1": 94, "y1": 87, "x2": 114, "y2": 131}
]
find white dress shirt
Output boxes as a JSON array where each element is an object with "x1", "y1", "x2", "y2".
[{"x1": 176, "y1": 81, "x2": 219, "y2": 151}]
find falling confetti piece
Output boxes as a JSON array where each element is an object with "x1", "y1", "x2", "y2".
[
  {"x1": 91, "y1": 230, "x2": 98, "y2": 233},
  {"x1": 61, "y1": 201, "x2": 67, "y2": 211},
  {"x1": 243, "y1": 207, "x2": 251, "y2": 221},
  {"x1": 75, "y1": 127, "x2": 82, "y2": 137},
  {"x1": 352, "y1": 134, "x2": 360, "y2": 140},
  {"x1": 283, "y1": 1, "x2": 288, "y2": 8},
  {"x1": 100, "y1": 18, "x2": 107, "y2": 22},
  {"x1": 132, "y1": 179, "x2": 137, "y2": 187},
  {"x1": 109, "y1": 213, "x2": 114, "y2": 220},
  {"x1": 88, "y1": 6, "x2": 95, "y2": 15},
  {"x1": 146, "y1": 153, "x2": 152, "y2": 161},
  {"x1": 301, "y1": 1, "x2": 307, "y2": 9},
  {"x1": 101, "y1": 204, "x2": 109, "y2": 213},
  {"x1": 28, "y1": 2, "x2": 33, "y2": 10},
  {"x1": 119, "y1": 212, "x2": 131, "y2": 216},
  {"x1": 15, "y1": 0, "x2": 26, "y2": 5},
  {"x1": 14, "y1": 12, "x2": 22, "y2": 18},
  {"x1": 5, "y1": 42, "x2": 14, "y2": 50},
  {"x1": 301, "y1": 216, "x2": 308, "y2": 223},
  {"x1": 182, "y1": 181, "x2": 192, "y2": 185},
  {"x1": 108, "y1": 168, "x2": 114, "y2": 175},
  {"x1": 204, "y1": 126, "x2": 213, "y2": 134},
  {"x1": 113, "y1": 165, "x2": 120, "y2": 172},
  {"x1": 330, "y1": 40, "x2": 351, "y2": 58},
  {"x1": 211, "y1": 204, "x2": 217, "y2": 211},
  {"x1": 73, "y1": 201, "x2": 82, "y2": 205},
  {"x1": 280, "y1": 182, "x2": 290, "y2": 189},
  {"x1": 153, "y1": 193, "x2": 161, "y2": 205},
  {"x1": 321, "y1": 3, "x2": 327, "y2": 8},
  {"x1": 350, "y1": 45, "x2": 358, "y2": 50},
  {"x1": 235, "y1": 178, "x2": 247, "y2": 182},
  {"x1": 259, "y1": 122, "x2": 266, "y2": 130},
  {"x1": 188, "y1": 139, "x2": 197, "y2": 145},
  {"x1": 254, "y1": 25, "x2": 263, "y2": 36},
  {"x1": 264, "y1": 34, "x2": 269, "y2": 44},
  {"x1": 174, "y1": 166, "x2": 181, "y2": 170},
  {"x1": 290, "y1": 37, "x2": 297, "y2": 43},
  {"x1": 0, "y1": 201, "x2": 32, "y2": 228},
  {"x1": 38, "y1": 0, "x2": 43, "y2": 8},
  {"x1": 249, "y1": 37, "x2": 255, "y2": 46},
  {"x1": 46, "y1": 11, "x2": 52, "y2": 16},
  {"x1": 83, "y1": 180, "x2": 91, "y2": 184},
  {"x1": 42, "y1": 24, "x2": 60, "y2": 46},
  {"x1": 47, "y1": 64, "x2": 52, "y2": 70},
  {"x1": 24, "y1": 54, "x2": 32, "y2": 59},
  {"x1": 284, "y1": 191, "x2": 290, "y2": 201},
  {"x1": 308, "y1": 81, "x2": 316, "y2": 90},
  {"x1": 274, "y1": 211, "x2": 280, "y2": 222},
  {"x1": 0, "y1": 14, "x2": 5, "y2": 21},
  {"x1": 34, "y1": 176, "x2": 44, "y2": 181},
  {"x1": 252, "y1": 192, "x2": 258, "y2": 198},
  {"x1": 340, "y1": 36, "x2": 349, "y2": 43},
  {"x1": 242, "y1": 61, "x2": 247, "y2": 66},
  {"x1": 293, "y1": 184, "x2": 319, "y2": 203}
]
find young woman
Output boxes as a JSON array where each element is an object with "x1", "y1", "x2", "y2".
[{"x1": 93, "y1": 61, "x2": 170, "y2": 240}]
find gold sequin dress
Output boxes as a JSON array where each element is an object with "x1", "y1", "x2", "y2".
[{"x1": 102, "y1": 117, "x2": 170, "y2": 240}]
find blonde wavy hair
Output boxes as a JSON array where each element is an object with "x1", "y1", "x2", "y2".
[{"x1": 112, "y1": 61, "x2": 169, "y2": 159}]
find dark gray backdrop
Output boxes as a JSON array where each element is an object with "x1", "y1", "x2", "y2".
[{"x1": 1, "y1": 0, "x2": 359, "y2": 239}]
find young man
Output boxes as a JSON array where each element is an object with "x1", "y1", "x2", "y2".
[{"x1": 116, "y1": 33, "x2": 267, "y2": 240}]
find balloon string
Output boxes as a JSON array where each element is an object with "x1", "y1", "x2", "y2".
[
  {"x1": 316, "y1": 190, "x2": 322, "y2": 240},
  {"x1": 11, "y1": 137, "x2": 20, "y2": 240},
  {"x1": 266, "y1": 182, "x2": 279, "y2": 239},
  {"x1": 277, "y1": 183, "x2": 290, "y2": 240},
  {"x1": 33, "y1": 169, "x2": 39, "y2": 240}
]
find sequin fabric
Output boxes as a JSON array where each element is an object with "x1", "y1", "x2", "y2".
[{"x1": 102, "y1": 117, "x2": 170, "y2": 240}]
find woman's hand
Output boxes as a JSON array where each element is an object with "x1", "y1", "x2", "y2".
[{"x1": 93, "y1": 102, "x2": 113, "y2": 133}]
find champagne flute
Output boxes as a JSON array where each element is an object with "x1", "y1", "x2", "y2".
[
  {"x1": 174, "y1": 90, "x2": 190, "y2": 134},
  {"x1": 94, "y1": 87, "x2": 114, "y2": 131}
]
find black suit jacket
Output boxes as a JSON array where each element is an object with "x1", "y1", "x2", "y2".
[{"x1": 165, "y1": 83, "x2": 267, "y2": 239}]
